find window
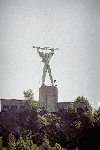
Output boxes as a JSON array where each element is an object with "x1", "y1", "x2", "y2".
[
  {"x1": 3, "y1": 105, "x2": 9, "y2": 111},
  {"x1": 11, "y1": 106, "x2": 17, "y2": 110}
]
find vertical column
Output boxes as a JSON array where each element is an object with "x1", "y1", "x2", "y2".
[{"x1": 39, "y1": 85, "x2": 58, "y2": 112}]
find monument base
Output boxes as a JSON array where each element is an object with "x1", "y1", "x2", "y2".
[{"x1": 39, "y1": 85, "x2": 58, "y2": 112}]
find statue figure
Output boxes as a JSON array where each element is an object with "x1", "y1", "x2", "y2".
[{"x1": 33, "y1": 46, "x2": 58, "y2": 86}]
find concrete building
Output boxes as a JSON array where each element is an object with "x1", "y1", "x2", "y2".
[
  {"x1": 0, "y1": 99, "x2": 24, "y2": 112},
  {"x1": 73, "y1": 101, "x2": 86, "y2": 113},
  {"x1": 58, "y1": 101, "x2": 86, "y2": 113},
  {"x1": 0, "y1": 98, "x2": 86, "y2": 113},
  {"x1": 58, "y1": 102, "x2": 74, "y2": 110}
]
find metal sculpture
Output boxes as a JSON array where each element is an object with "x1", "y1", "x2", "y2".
[{"x1": 33, "y1": 46, "x2": 58, "y2": 86}]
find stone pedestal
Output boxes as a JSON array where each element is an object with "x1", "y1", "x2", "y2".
[{"x1": 39, "y1": 85, "x2": 58, "y2": 112}]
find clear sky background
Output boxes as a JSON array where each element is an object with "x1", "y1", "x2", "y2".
[{"x1": 0, "y1": 0, "x2": 100, "y2": 109}]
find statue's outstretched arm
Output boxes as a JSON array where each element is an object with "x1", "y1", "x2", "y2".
[{"x1": 37, "y1": 48, "x2": 44, "y2": 58}]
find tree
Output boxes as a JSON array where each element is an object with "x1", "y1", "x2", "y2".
[
  {"x1": 77, "y1": 112, "x2": 99, "y2": 150},
  {"x1": 8, "y1": 133, "x2": 16, "y2": 150},
  {"x1": 7, "y1": 133, "x2": 40, "y2": 150},
  {"x1": 0, "y1": 134, "x2": 67, "y2": 150},
  {"x1": 23, "y1": 89, "x2": 43, "y2": 113},
  {"x1": 0, "y1": 136, "x2": 4, "y2": 150},
  {"x1": 94, "y1": 107, "x2": 100, "y2": 126},
  {"x1": 74, "y1": 96, "x2": 92, "y2": 114},
  {"x1": 23, "y1": 89, "x2": 37, "y2": 110}
]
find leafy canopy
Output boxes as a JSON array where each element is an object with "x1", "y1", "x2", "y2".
[
  {"x1": 23, "y1": 89, "x2": 43, "y2": 112},
  {"x1": 74, "y1": 96, "x2": 92, "y2": 114},
  {"x1": 94, "y1": 108, "x2": 100, "y2": 125}
]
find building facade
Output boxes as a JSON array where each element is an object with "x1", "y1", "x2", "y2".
[
  {"x1": 0, "y1": 99, "x2": 24, "y2": 112},
  {"x1": 0, "y1": 98, "x2": 86, "y2": 113}
]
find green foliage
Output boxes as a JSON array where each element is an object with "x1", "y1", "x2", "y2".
[
  {"x1": 36, "y1": 100, "x2": 44, "y2": 113},
  {"x1": 74, "y1": 96, "x2": 92, "y2": 114},
  {"x1": 15, "y1": 136, "x2": 29, "y2": 149},
  {"x1": 8, "y1": 134, "x2": 40, "y2": 150},
  {"x1": 67, "y1": 102, "x2": 77, "y2": 114},
  {"x1": 40, "y1": 135, "x2": 51, "y2": 150},
  {"x1": 52, "y1": 143, "x2": 66, "y2": 150},
  {"x1": 80, "y1": 113, "x2": 95, "y2": 128},
  {"x1": 23, "y1": 89, "x2": 37, "y2": 110},
  {"x1": 1, "y1": 134, "x2": 67, "y2": 150},
  {"x1": 38, "y1": 115, "x2": 50, "y2": 126},
  {"x1": 75, "y1": 148, "x2": 79, "y2": 150},
  {"x1": 8, "y1": 133, "x2": 16, "y2": 150},
  {"x1": 94, "y1": 108, "x2": 100, "y2": 125},
  {"x1": 74, "y1": 121, "x2": 81, "y2": 129},
  {"x1": 0, "y1": 136, "x2": 5, "y2": 150},
  {"x1": 23, "y1": 89, "x2": 43, "y2": 112},
  {"x1": 1, "y1": 90, "x2": 99, "y2": 150},
  {"x1": 39, "y1": 135, "x2": 67, "y2": 150},
  {"x1": 23, "y1": 89, "x2": 34, "y2": 101}
]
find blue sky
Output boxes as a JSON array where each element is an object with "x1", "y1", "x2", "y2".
[{"x1": 0, "y1": 0, "x2": 100, "y2": 109}]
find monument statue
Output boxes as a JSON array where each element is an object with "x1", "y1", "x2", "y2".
[
  {"x1": 33, "y1": 46, "x2": 58, "y2": 86},
  {"x1": 33, "y1": 46, "x2": 59, "y2": 112}
]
